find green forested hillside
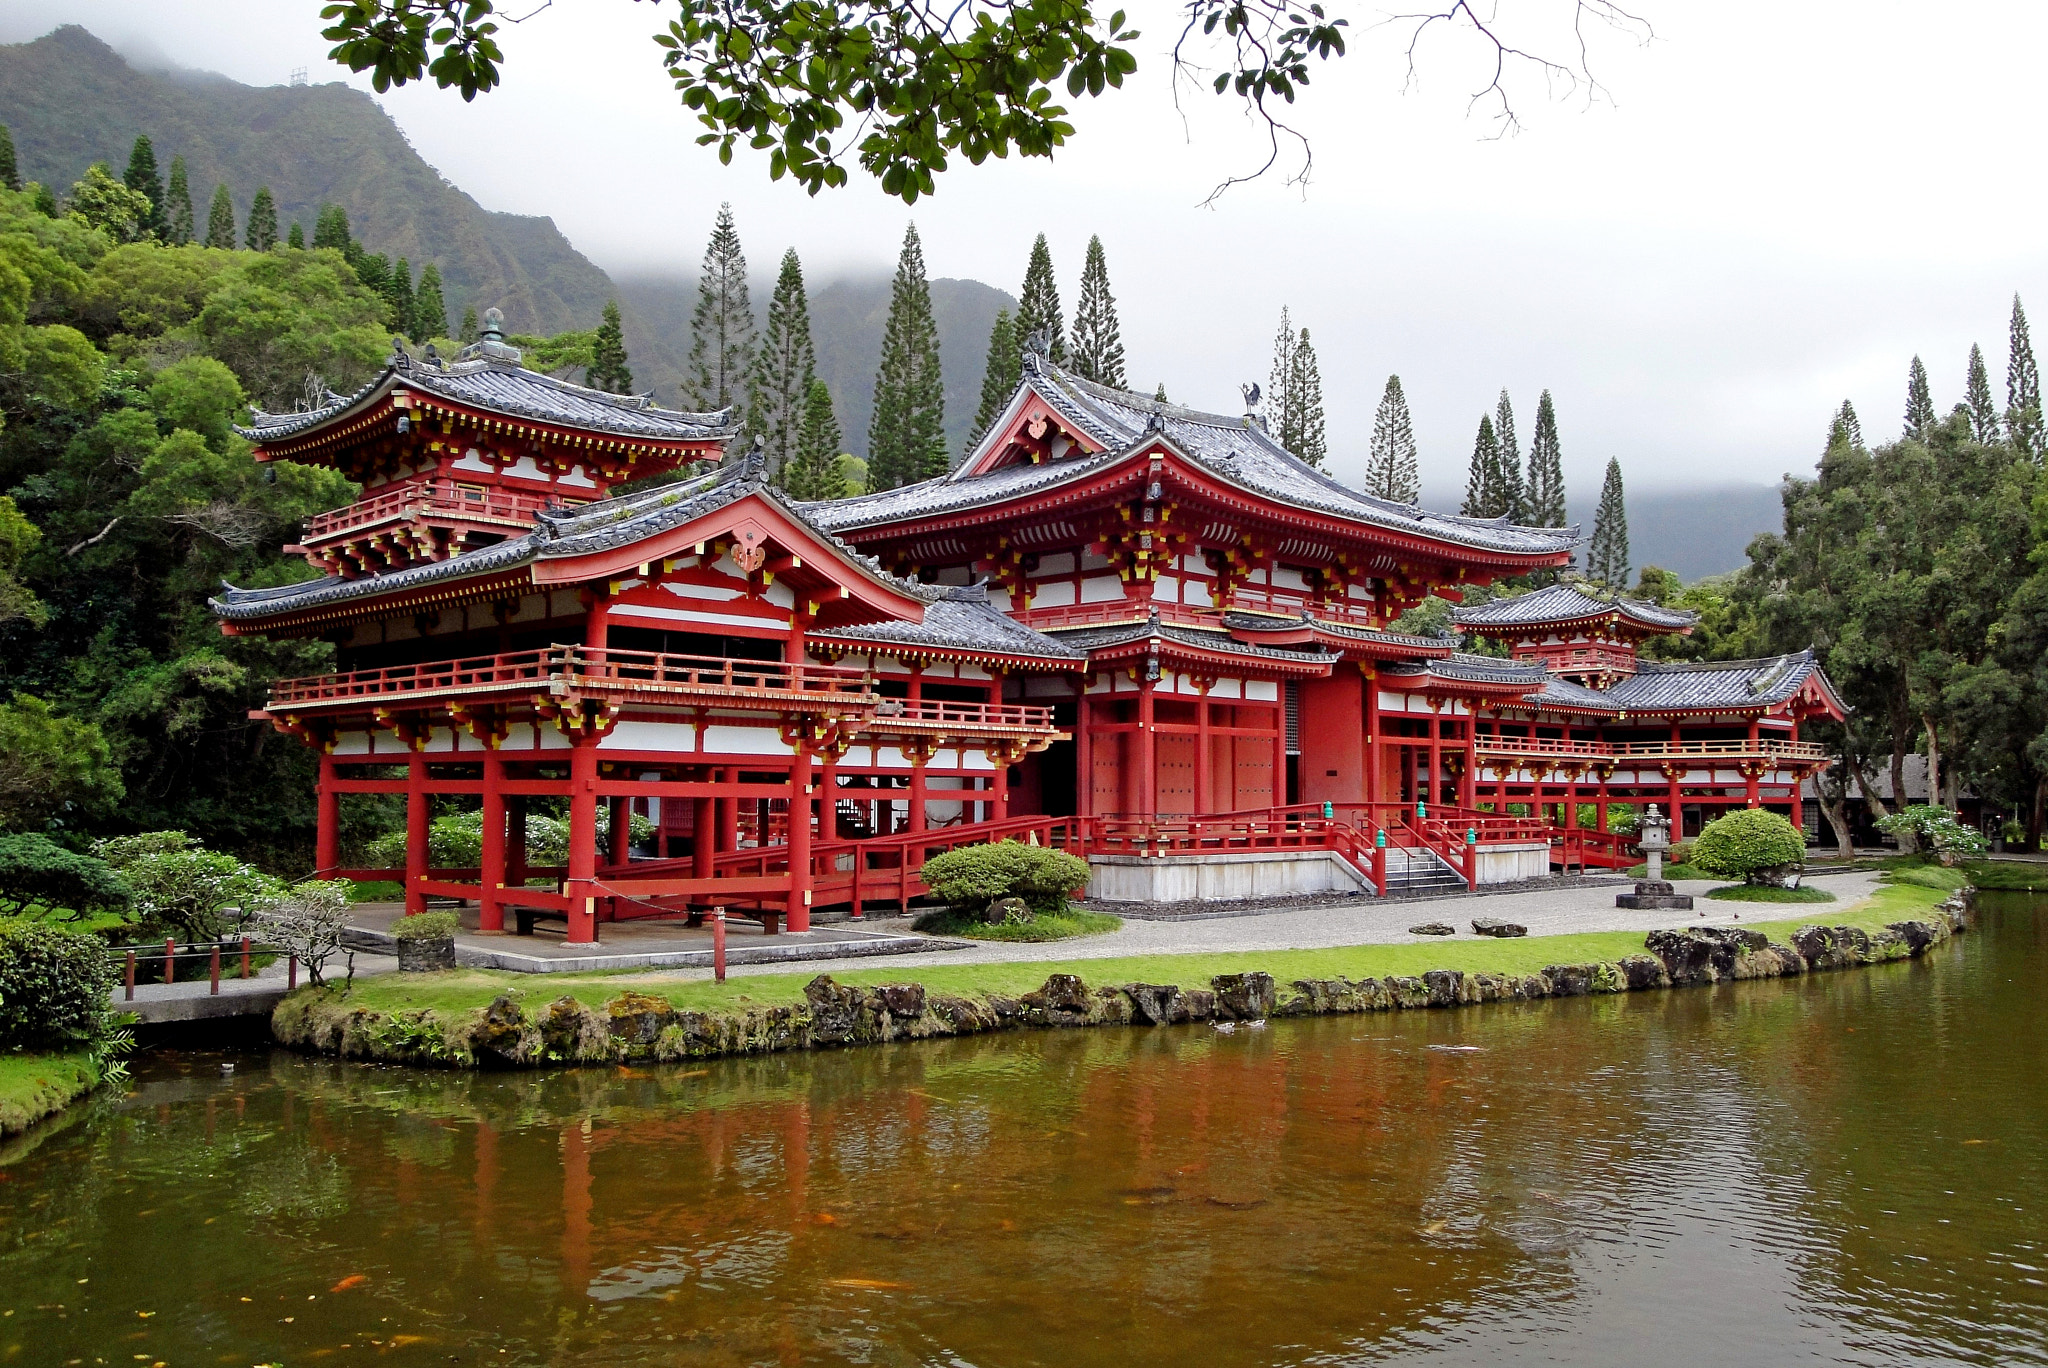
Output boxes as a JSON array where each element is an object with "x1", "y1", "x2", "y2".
[{"x1": 0, "y1": 25, "x2": 613, "y2": 337}]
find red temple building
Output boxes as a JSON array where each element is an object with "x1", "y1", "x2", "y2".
[{"x1": 217, "y1": 325, "x2": 1843, "y2": 940}]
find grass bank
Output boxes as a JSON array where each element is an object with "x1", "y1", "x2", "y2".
[
  {"x1": 320, "y1": 882, "x2": 1943, "y2": 1022},
  {"x1": 0, "y1": 1051, "x2": 99, "y2": 1137}
]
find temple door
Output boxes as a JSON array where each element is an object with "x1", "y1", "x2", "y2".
[
  {"x1": 1231, "y1": 736, "x2": 1274, "y2": 809},
  {"x1": 1156, "y1": 734, "x2": 1196, "y2": 814},
  {"x1": 1092, "y1": 733, "x2": 1124, "y2": 816}
]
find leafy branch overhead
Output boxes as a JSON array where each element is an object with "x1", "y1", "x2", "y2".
[{"x1": 315, "y1": 1, "x2": 1648, "y2": 204}]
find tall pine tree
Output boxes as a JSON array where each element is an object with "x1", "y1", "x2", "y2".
[
  {"x1": 0, "y1": 125, "x2": 16, "y2": 191},
  {"x1": 1267, "y1": 308, "x2": 1297, "y2": 436},
  {"x1": 286, "y1": 221, "x2": 304, "y2": 248},
  {"x1": 204, "y1": 183, "x2": 236, "y2": 248},
  {"x1": 245, "y1": 186, "x2": 278, "y2": 250},
  {"x1": 750, "y1": 249, "x2": 816, "y2": 474},
  {"x1": 1283, "y1": 327, "x2": 1327, "y2": 466},
  {"x1": 1462, "y1": 414, "x2": 1502, "y2": 518},
  {"x1": 1586, "y1": 457, "x2": 1630, "y2": 587},
  {"x1": 684, "y1": 204, "x2": 754, "y2": 411},
  {"x1": 458, "y1": 306, "x2": 480, "y2": 346},
  {"x1": 164, "y1": 156, "x2": 192, "y2": 244},
  {"x1": 1965, "y1": 342, "x2": 2001, "y2": 444},
  {"x1": 386, "y1": 258, "x2": 416, "y2": 336},
  {"x1": 2007, "y1": 294, "x2": 2042, "y2": 456},
  {"x1": 868, "y1": 223, "x2": 947, "y2": 489},
  {"x1": 1494, "y1": 390, "x2": 1525, "y2": 522},
  {"x1": 1525, "y1": 389, "x2": 1567, "y2": 527},
  {"x1": 413, "y1": 263, "x2": 449, "y2": 340},
  {"x1": 312, "y1": 204, "x2": 351, "y2": 252},
  {"x1": 1069, "y1": 235, "x2": 1125, "y2": 386},
  {"x1": 1016, "y1": 234, "x2": 1065, "y2": 364},
  {"x1": 123, "y1": 135, "x2": 167, "y2": 239},
  {"x1": 587, "y1": 300, "x2": 633, "y2": 392},
  {"x1": 1365, "y1": 375, "x2": 1419, "y2": 502},
  {"x1": 783, "y1": 379, "x2": 846, "y2": 500},
  {"x1": 1828, "y1": 399, "x2": 1864, "y2": 450},
  {"x1": 968, "y1": 308, "x2": 1020, "y2": 449},
  {"x1": 1903, "y1": 355, "x2": 1935, "y2": 440}
]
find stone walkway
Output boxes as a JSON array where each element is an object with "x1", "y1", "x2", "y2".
[
  {"x1": 697, "y1": 868, "x2": 1886, "y2": 982},
  {"x1": 111, "y1": 948, "x2": 398, "y2": 1023}
]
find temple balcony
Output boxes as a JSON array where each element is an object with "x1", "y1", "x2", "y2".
[
  {"x1": 293, "y1": 478, "x2": 587, "y2": 578},
  {"x1": 1514, "y1": 644, "x2": 1641, "y2": 678},
  {"x1": 264, "y1": 647, "x2": 1060, "y2": 743},
  {"x1": 268, "y1": 646, "x2": 878, "y2": 717},
  {"x1": 1475, "y1": 735, "x2": 1831, "y2": 766}
]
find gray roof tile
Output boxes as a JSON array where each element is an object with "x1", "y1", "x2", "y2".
[
  {"x1": 809, "y1": 361, "x2": 1578, "y2": 559},
  {"x1": 1453, "y1": 582, "x2": 1698, "y2": 632},
  {"x1": 237, "y1": 349, "x2": 738, "y2": 445},
  {"x1": 810, "y1": 584, "x2": 1084, "y2": 663}
]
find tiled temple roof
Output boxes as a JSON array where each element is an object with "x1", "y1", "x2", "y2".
[
  {"x1": 236, "y1": 344, "x2": 738, "y2": 445},
  {"x1": 213, "y1": 456, "x2": 928, "y2": 623},
  {"x1": 811, "y1": 583, "x2": 1083, "y2": 664},
  {"x1": 808, "y1": 361, "x2": 1578, "y2": 559},
  {"x1": 1381, "y1": 653, "x2": 1551, "y2": 689},
  {"x1": 1453, "y1": 582, "x2": 1699, "y2": 633},
  {"x1": 1221, "y1": 610, "x2": 1453, "y2": 654},
  {"x1": 1046, "y1": 615, "x2": 1337, "y2": 668},
  {"x1": 1608, "y1": 650, "x2": 1826, "y2": 711}
]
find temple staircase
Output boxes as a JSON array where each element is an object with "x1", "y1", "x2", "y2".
[{"x1": 1378, "y1": 847, "x2": 1468, "y2": 897}]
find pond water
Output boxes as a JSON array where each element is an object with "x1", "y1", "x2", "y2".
[{"x1": 3, "y1": 897, "x2": 2044, "y2": 1367}]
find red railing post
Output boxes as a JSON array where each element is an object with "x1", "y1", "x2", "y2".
[
  {"x1": 711, "y1": 905, "x2": 727, "y2": 983},
  {"x1": 125, "y1": 950, "x2": 136, "y2": 1001},
  {"x1": 164, "y1": 937, "x2": 176, "y2": 985},
  {"x1": 288, "y1": 954, "x2": 298, "y2": 990},
  {"x1": 210, "y1": 943, "x2": 221, "y2": 995},
  {"x1": 241, "y1": 936, "x2": 252, "y2": 979}
]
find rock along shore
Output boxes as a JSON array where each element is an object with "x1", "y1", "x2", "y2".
[{"x1": 269, "y1": 894, "x2": 1972, "y2": 1070}]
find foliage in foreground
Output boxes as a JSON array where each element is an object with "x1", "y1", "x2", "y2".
[
  {"x1": 1704, "y1": 884, "x2": 1836, "y2": 903},
  {"x1": 1691, "y1": 809, "x2": 1807, "y2": 884},
  {"x1": 0, "y1": 832, "x2": 129, "y2": 917},
  {"x1": 917, "y1": 839, "x2": 1092, "y2": 916},
  {"x1": 909, "y1": 906, "x2": 1121, "y2": 942},
  {"x1": 0, "y1": 916, "x2": 119, "y2": 1050},
  {"x1": 1877, "y1": 806, "x2": 1990, "y2": 861}
]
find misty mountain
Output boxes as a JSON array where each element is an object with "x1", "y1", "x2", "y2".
[{"x1": 0, "y1": 25, "x2": 614, "y2": 336}]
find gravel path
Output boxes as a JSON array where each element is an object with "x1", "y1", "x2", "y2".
[{"x1": 708, "y1": 870, "x2": 1885, "y2": 981}]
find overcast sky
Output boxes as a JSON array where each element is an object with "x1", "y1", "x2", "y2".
[{"x1": 6, "y1": 1, "x2": 2046, "y2": 502}]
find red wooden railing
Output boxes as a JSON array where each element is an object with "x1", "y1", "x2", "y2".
[
  {"x1": 860, "y1": 698, "x2": 1061, "y2": 733},
  {"x1": 304, "y1": 478, "x2": 579, "y2": 541},
  {"x1": 1475, "y1": 734, "x2": 1830, "y2": 763},
  {"x1": 269, "y1": 645, "x2": 877, "y2": 709}
]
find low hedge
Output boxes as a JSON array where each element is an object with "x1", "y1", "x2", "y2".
[
  {"x1": 918, "y1": 840, "x2": 1092, "y2": 916},
  {"x1": 393, "y1": 911, "x2": 460, "y2": 941},
  {"x1": 0, "y1": 917, "x2": 119, "y2": 1050},
  {"x1": 1692, "y1": 810, "x2": 1806, "y2": 884}
]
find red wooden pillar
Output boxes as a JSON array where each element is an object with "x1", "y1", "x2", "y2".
[
  {"x1": 1138, "y1": 678, "x2": 1158, "y2": 818},
  {"x1": 1459, "y1": 714, "x2": 1477, "y2": 808},
  {"x1": 990, "y1": 752, "x2": 1010, "y2": 821},
  {"x1": 1362, "y1": 665, "x2": 1380, "y2": 808},
  {"x1": 820, "y1": 752, "x2": 840, "y2": 838},
  {"x1": 1789, "y1": 717, "x2": 1806, "y2": 834},
  {"x1": 565, "y1": 738, "x2": 599, "y2": 945},
  {"x1": 1427, "y1": 706, "x2": 1442, "y2": 811},
  {"x1": 480, "y1": 749, "x2": 507, "y2": 933},
  {"x1": 1075, "y1": 692, "x2": 1095, "y2": 818},
  {"x1": 316, "y1": 750, "x2": 340, "y2": 876},
  {"x1": 404, "y1": 746, "x2": 429, "y2": 916},
  {"x1": 909, "y1": 750, "x2": 929, "y2": 833},
  {"x1": 583, "y1": 586, "x2": 611, "y2": 650},
  {"x1": 508, "y1": 795, "x2": 528, "y2": 889},
  {"x1": 1194, "y1": 690, "x2": 1212, "y2": 815},
  {"x1": 717, "y1": 766, "x2": 738, "y2": 853},
  {"x1": 788, "y1": 747, "x2": 813, "y2": 932},
  {"x1": 1745, "y1": 717, "x2": 1762, "y2": 808}
]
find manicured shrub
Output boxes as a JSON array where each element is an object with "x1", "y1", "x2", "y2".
[
  {"x1": 0, "y1": 833, "x2": 129, "y2": 918},
  {"x1": 0, "y1": 916, "x2": 120, "y2": 1049},
  {"x1": 94, "y1": 831, "x2": 283, "y2": 939},
  {"x1": 1690, "y1": 809, "x2": 1806, "y2": 885},
  {"x1": 392, "y1": 911, "x2": 459, "y2": 941},
  {"x1": 919, "y1": 840, "x2": 1092, "y2": 915},
  {"x1": 255, "y1": 881, "x2": 356, "y2": 987},
  {"x1": 1877, "y1": 806, "x2": 1990, "y2": 863}
]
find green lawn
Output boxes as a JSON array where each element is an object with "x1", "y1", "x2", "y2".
[
  {"x1": 0, "y1": 1050, "x2": 99, "y2": 1137},
  {"x1": 908, "y1": 907, "x2": 1123, "y2": 942},
  {"x1": 320, "y1": 882, "x2": 1950, "y2": 1022},
  {"x1": 1705, "y1": 884, "x2": 1837, "y2": 903}
]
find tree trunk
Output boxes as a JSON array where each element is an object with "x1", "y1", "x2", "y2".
[
  {"x1": 1887, "y1": 734, "x2": 1917, "y2": 854},
  {"x1": 1923, "y1": 714, "x2": 1941, "y2": 814},
  {"x1": 2031, "y1": 773, "x2": 2046, "y2": 854},
  {"x1": 1817, "y1": 764, "x2": 1855, "y2": 861}
]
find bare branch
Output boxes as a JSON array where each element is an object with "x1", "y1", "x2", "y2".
[{"x1": 66, "y1": 517, "x2": 122, "y2": 556}]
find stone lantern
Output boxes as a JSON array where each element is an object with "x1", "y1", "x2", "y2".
[{"x1": 1616, "y1": 803, "x2": 1692, "y2": 910}]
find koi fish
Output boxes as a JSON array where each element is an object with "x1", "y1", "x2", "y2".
[
  {"x1": 825, "y1": 1278, "x2": 911, "y2": 1291},
  {"x1": 331, "y1": 1275, "x2": 369, "y2": 1292}
]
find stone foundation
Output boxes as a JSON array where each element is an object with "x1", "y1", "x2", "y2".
[
  {"x1": 1088, "y1": 850, "x2": 1372, "y2": 902},
  {"x1": 270, "y1": 893, "x2": 1972, "y2": 1069}
]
